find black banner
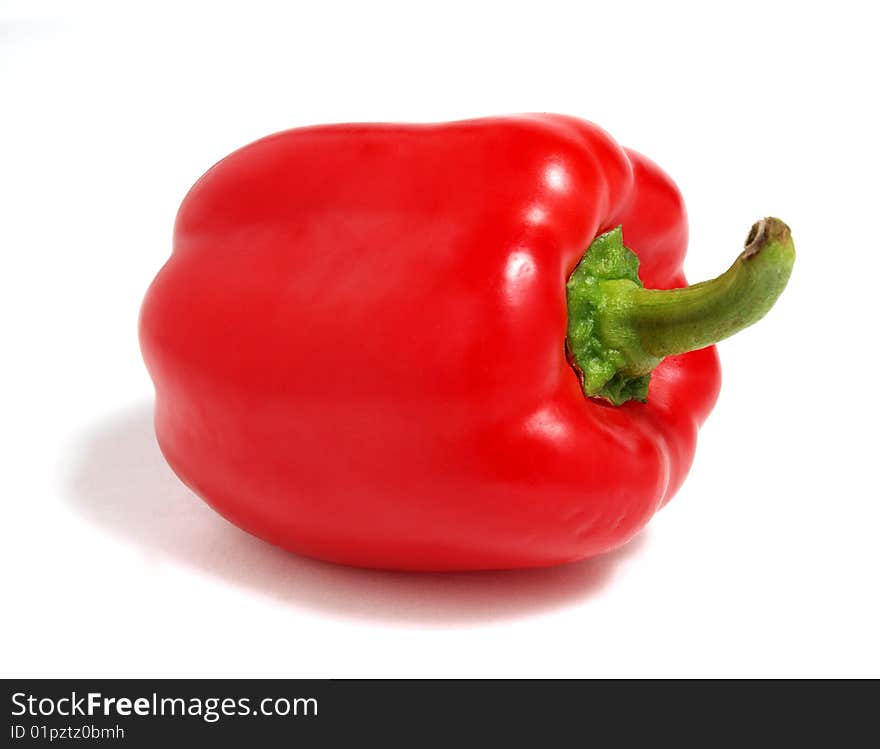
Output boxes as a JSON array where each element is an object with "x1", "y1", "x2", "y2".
[{"x1": 4, "y1": 679, "x2": 877, "y2": 745}]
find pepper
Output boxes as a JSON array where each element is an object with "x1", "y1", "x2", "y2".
[{"x1": 139, "y1": 114, "x2": 794, "y2": 571}]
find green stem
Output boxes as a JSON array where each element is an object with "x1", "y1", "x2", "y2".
[
  {"x1": 629, "y1": 217, "x2": 795, "y2": 359},
  {"x1": 565, "y1": 218, "x2": 795, "y2": 405}
]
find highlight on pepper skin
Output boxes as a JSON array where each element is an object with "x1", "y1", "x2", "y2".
[{"x1": 139, "y1": 114, "x2": 794, "y2": 572}]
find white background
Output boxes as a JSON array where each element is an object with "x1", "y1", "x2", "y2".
[{"x1": 2, "y1": 0, "x2": 878, "y2": 678}]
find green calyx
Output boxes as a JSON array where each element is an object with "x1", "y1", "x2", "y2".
[
  {"x1": 565, "y1": 218, "x2": 796, "y2": 406},
  {"x1": 565, "y1": 227, "x2": 657, "y2": 404}
]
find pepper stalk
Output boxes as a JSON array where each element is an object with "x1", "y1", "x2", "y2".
[{"x1": 565, "y1": 217, "x2": 796, "y2": 405}]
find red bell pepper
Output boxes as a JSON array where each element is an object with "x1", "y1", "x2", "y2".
[{"x1": 139, "y1": 114, "x2": 794, "y2": 571}]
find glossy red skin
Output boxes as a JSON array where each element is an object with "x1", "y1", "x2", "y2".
[{"x1": 140, "y1": 114, "x2": 721, "y2": 571}]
